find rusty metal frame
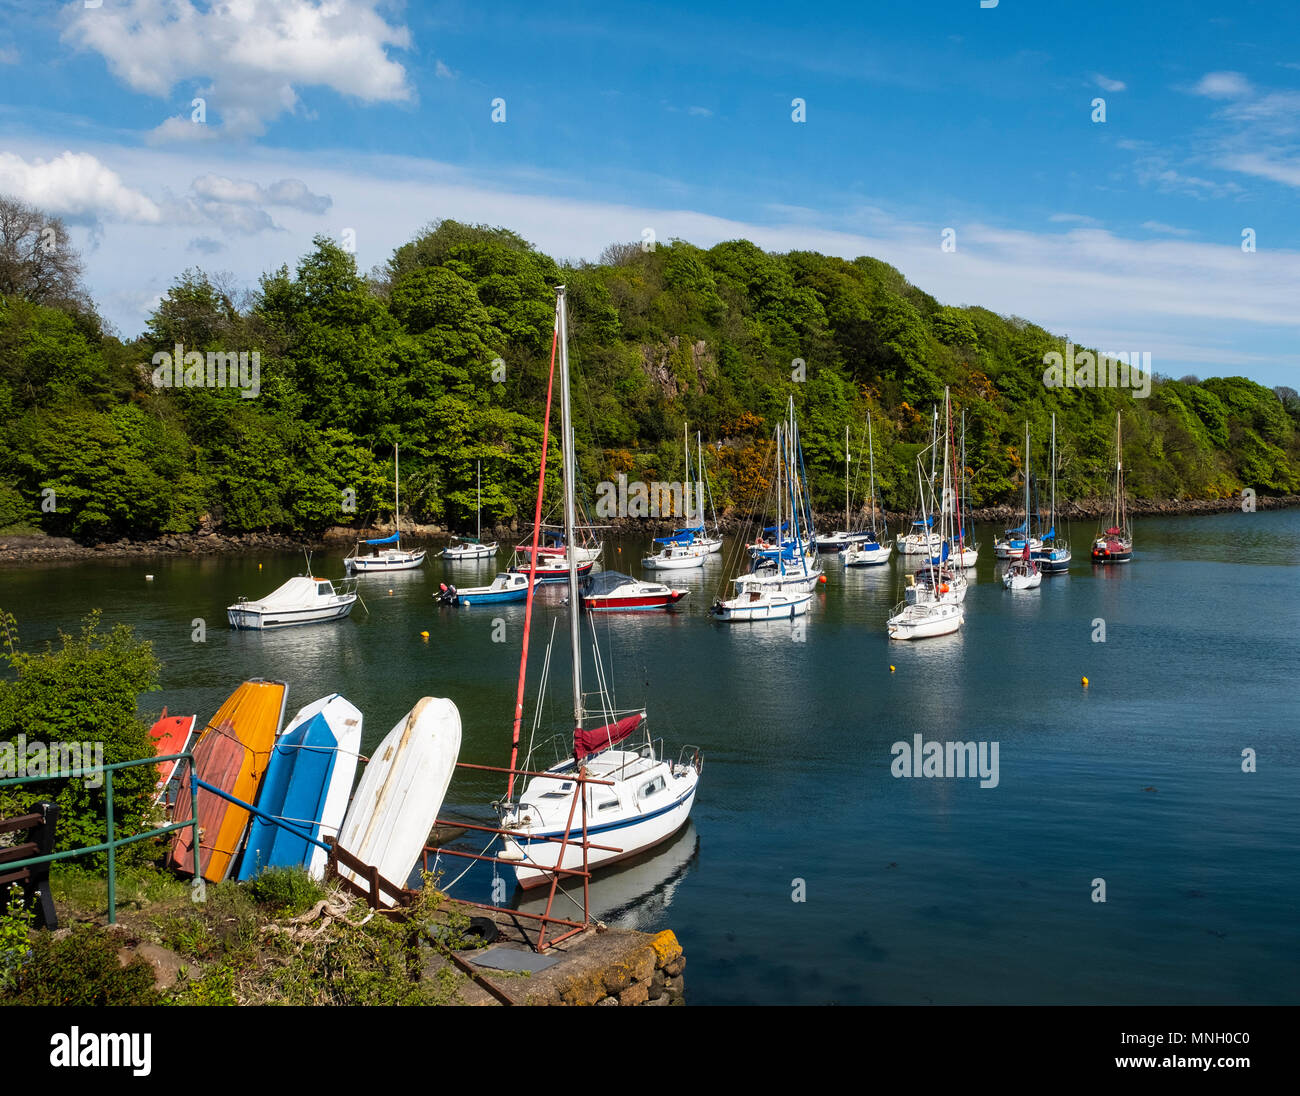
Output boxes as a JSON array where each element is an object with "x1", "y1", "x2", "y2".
[{"x1": 422, "y1": 760, "x2": 621, "y2": 952}]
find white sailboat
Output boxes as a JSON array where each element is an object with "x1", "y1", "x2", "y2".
[
  {"x1": 345, "y1": 445, "x2": 427, "y2": 572},
  {"x1": 498, "y1": 286, "x2": 702, "y2": 888},
  {"x1": 1003, "y1": 423, "x2": 1043, "y2": 590},
  {"x1": 1034, "y1": 413, "x2": 1071, "y2": 573},
  {"x1": 442, "y1": 460, "x2": 499, "y2": 561},
  {"x1": 844, "y1": 411, "x2": 892, "y2": 567},
  {"x1": 952, "y1": 409, "x2": 979, "y2": 568},
  {"x1": 889, "y1": 390, "x2": 964, "y2": 639}
]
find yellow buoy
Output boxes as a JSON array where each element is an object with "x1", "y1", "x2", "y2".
[
  {"x1": 889, "y1": 665, "x2": 896, "y2": 673},
  {"x1": 420, "y1": 631, "x2": 429, "y2": 639},
  {"x1": 258, "y1": 562, "x2": 262, "y2": 570},
  {"x1": 388, "y1": 589, "x2": 394, "y2": 595},
  {"x1": 1081, "y1": 676, "x2": 1089, "y2": 687}
]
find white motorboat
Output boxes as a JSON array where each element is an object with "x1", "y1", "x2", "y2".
[
  {"x1": 816, "y1": 530, "x2": 855, "y2": 552},
  {"x1": 497, "y1": 286, "x2": 701, "y2": 890},
  {"x1": 1034, "y1": 413, "x2": 1071, "y2": 573},
  {"x1": 228, "y1": 575, "x2": 358, "y2": 630},
  {"x1": 345, "y1": 444, "x2": 426, "y2": 573},
  {"x1": 887, "y1": 598, "x2": 963, "y2": 640}
]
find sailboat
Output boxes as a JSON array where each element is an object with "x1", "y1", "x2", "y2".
[
  {"x1": 816, "y1": 427, "x2": 856, "y2": 552},
  {"x1": 1034, "y1": 413, "x2": 1071, "y2": 573},
  {"x1": 345, "y1": 445, "x2": 428, "y2": 572},
  {"x1": 888, "y1": 390, "x2": 964, "y2": 639},
  {"x1": 691, "y1": 429, "x2": 724, "y2": 554},
  {"x1": 498, "y1": 286, "x2": 702, "y2": 888},
  {"x1": 905, "y1": 391, "x2": 968, "y2": 605},
  {"x1": 1003, "y1": 423, "x2": 1043, "y2": 590},
  {"x1": 844, "y1": 411, "x2": 892, "y2": 566},
  {"x1": 898, "y1": 406, "x2": 943, "y2": 557},
  {"x1": 642, "y1": 433, "x2": 709, "y2": 570},
  {"x1": 442, "y1": 460, "x2": 499, "y2": 561},
  {"x1": 952, "y1": 410, "x2": 979, "y2": 568},
  {"x1": 1091, "y1": 411, "x2": 1133, "y2": 564}
]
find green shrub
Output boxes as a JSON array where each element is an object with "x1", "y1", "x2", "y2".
[
  {"x1": 245, "y1": 866, "x2": 326, "y2": 917},
  {"x1": 2, "y1": 923, "x2": 159, "y2": 1005}
]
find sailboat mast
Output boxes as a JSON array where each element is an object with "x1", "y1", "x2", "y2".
[
  {"x1": 845, "y1": 424, "x2": 850, "y2": 532},
  {"x1": 476, "y1": 459, "x2": 482, "y2": 542},
  {"x1": 557, "y1": 287, "x2": 582, "y2": 728},
  {"x1": 394, "y1": 444, "x2": 400, "y2": 542},
  {"x1": 867, "y1": 411, "x2": 877, "y2": 533},
  {"x1": 1116, "y1": 412, "x2": 1124, "y2": 531},
  {"x1": 1050, "y1": 415, "x2": 1057, "y2": 533},
  {"x1": 1024, "y1": 423, "x2": 1031, "y2": 538},
  {"x1": 684, "y1": 421, "x2": 691, "y2": 525}
]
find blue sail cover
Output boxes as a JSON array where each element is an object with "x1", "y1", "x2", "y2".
[
  {"x1": 754, "y1": 545, "x2": 798, "y2": 563},
  {"x1": 672, "y1": 526, "x2": 704, "y2": 537},
  {"x1": 911, "y1": 515, "x2": 935, "y2": 528},
  {"x1": 1006, "y1": 523, "x2": 1026, "y2": 534},
  {"x1": 927, "y1": 541, "x2": 951, "y2": 565},
  {"x1": 654, "y1": 531, "x2": 696, "y2": 545},
  {"x1": 1042, "y1": 527, "x2": 1055, "y2": 540},
  {"x1": 365, "y1": 532, "x2": 401, "y2": 545},
  {"x1": 762, "y1": 521, "x2": 790, "y2": 534}
]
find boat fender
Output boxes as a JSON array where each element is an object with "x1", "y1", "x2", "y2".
[{"x1": 939, "y1": 583, "x2": 949, "y2": 593}]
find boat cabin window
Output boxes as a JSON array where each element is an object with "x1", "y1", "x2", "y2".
[
  {"x1": 639, "y1": 776, "x2": 666, "y2": 799},
  {"x1": 591, "y1": 792, "x2": 619, "y2": 812},
  {"x1": 317, "y1": 582, "x2": 333, "y2": 596}
]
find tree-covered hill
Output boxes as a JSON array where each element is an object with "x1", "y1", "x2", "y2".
[{"x1": 2, "y1": 205, "x2": 1297, "y2": 542}]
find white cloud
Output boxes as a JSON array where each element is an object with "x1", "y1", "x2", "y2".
[
  {"x1": 435, "y1": 59, "x2": 456, "y2": 79},
  {"x1": 1191, "y1": 71, "x2": 1254, "y2": 99},
  {"x1": 1217, "y1": 153, "x2": 1300, "y2": 188},
  {"x1": 62, "y1": 0, "x2": 413, "y2": 138},
  {"x1": 687, "y1": 106, "x2": 713, "y2": 117},
  {"x1": 1093, "y1": 74, "x2": 1126, "y2": 92},
  {"x1": 7, "y1": 138, "x2": 1297, "y2": 386},
  {"x1": 1049, "y1": 213, "x2": 1100, "y2": 226},
  {"x1": 1140, "y1": 221, "x2": 1193, "y2": 237},
  {"x1": 192, "y1": 174, "x2": 331, "y2": 213},
  {"x1": 0, "y1": 149, "x2": 162, "y2": 223}
]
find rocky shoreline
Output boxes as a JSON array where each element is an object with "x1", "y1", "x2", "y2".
[{"x1": 0, "y1": 494, "x2": 1293, "y2": 564}]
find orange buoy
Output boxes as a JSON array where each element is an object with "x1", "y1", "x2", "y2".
[{"x1": 819, "y1": 574, "x2": 827, "y2": 584}]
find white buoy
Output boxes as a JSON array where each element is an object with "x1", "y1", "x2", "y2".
[{"x1": 145, "y1": 574, "x2": 154, "y2": 581}]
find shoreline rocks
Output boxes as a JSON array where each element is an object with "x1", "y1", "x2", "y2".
[{"x1": 1, "y1": 494, "x2": 1294, "y2": 564}]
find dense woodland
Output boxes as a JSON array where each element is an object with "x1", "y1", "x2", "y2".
[{"x1": 1, "y1": 199, "x2": 1298, "y2": 542}]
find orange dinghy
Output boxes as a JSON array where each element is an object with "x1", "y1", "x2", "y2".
[
  {"x1": 167, "y1": 679, "x2": 288, "y2": 882},
  {"x1": 149, "y1": 708, "x2": 196, "y2": 799}
]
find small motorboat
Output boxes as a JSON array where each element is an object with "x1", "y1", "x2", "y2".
[
  {"x1": 509, "y1": 551, "x2": 595, "y2": 584},
  {"x1": 437, "y1": 572, "x2": 531, "y2": 606},
  {"x1": 580, "y1": 571, "x2": 687, "y2": 612},
  {"x1": 227, "y1": 576, "x2": 358, "y2": 630}
]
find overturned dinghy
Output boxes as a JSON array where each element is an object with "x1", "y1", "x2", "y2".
[
  {"x1": 335, "y1": 697, "x2": 462, "y2": 905},
  {"x1": 237, "y1": 694, "x2": 363, "y2": 882}
]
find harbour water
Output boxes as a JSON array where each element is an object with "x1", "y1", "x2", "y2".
[{"x1": 2, "y1": 509, "x2": 1297, "y2": 1004}]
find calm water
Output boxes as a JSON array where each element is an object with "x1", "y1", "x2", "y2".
[{"x1": 2, "y1": 510, "x2": 1297, "y2": 1004}]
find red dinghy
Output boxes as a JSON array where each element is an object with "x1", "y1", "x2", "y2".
[
  {"x1": 149, "y1": 708, "x2": 197, "y2": 802},
  {"x1": 579, "y1": 571, "x2": 688, "y2": 612}
]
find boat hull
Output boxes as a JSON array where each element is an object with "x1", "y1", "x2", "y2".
[
  {"x1": 346, "y1": 550, "x2": 427, "y2": 572},
  {"x1": 583, "y1": 592, "x2": 687, "y2": 612},
  {"x1": 887, "y1": 603, "x2": 963, "y2": 640},
  {"x1": 506, "y1": 780, "x2": 699, "y2": 890},
  {"x1": 441, "y1": 544, "x2": 497, "y2": 561},
  {"x1": 227, "y1": 599, "x2": 356, "y2": 629},
  {"x1": 336, "y1": 697, "x2": 462, "y2": 905}
]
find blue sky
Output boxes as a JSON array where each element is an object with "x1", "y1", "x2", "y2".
[{"x1": 1, "y1": 0, "x2": 1298, "y2": 387}]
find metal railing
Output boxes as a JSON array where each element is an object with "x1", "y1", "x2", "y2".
[{"x1": 0, "y1": 752, "x2": 201, "y2": 924}]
